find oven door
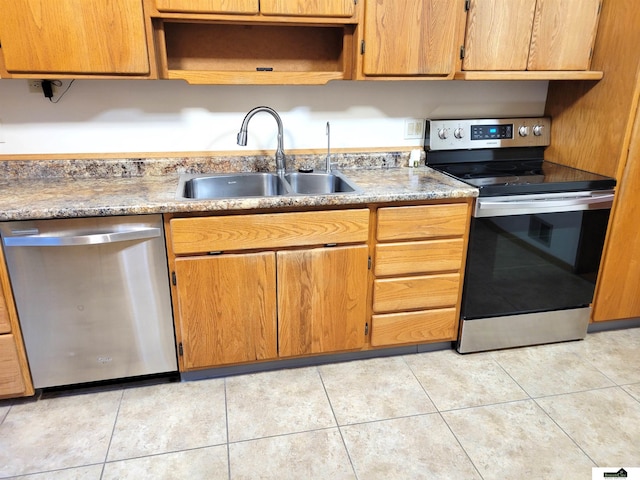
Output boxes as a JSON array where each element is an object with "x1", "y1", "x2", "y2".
[{"x1": 458, "y1": 190, "x2": 613, "y2": 352}]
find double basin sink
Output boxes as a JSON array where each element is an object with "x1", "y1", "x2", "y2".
[{"x1": 176, "y1": 171, "x2": 360, "y2": 200}]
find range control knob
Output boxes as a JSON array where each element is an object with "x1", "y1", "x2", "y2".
[
  {"x1": 437, "y1": 128, "x2": 448, "y2": 140},
  {"x1": 454, "y1": 127, "x2": 464, "y2": 139},
  {"x1": 533, "y1": 124, "x2": 544, "y2": 136},
  {"x1": 518, "y1": 125, "x2": 530, "y2": 137}
]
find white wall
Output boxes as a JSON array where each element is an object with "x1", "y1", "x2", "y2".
[{"x1": 0, "y1": 79, "x2": 548, "y2": 155}]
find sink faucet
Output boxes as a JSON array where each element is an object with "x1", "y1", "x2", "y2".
[{"x1": 237, "y1": 106, "x2": 286, "y2": 176}]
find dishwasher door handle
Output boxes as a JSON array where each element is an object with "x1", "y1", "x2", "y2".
[{"x1": 3, "y1": 227, "x2": 161, "y2": 247}]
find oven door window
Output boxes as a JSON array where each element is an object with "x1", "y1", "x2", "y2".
[{"x1": 462, "y1": 209, "x2": 610, "y2": 320}]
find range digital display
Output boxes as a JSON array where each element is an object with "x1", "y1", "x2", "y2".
[{"x1": 471, "y1": 124, "x2": 513, "y2": 140}]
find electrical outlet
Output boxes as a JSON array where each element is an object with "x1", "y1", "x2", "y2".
[
  {"x1": 404, "y1": 118, "x2": 425, "y2": 140},
  {"x1": 28, "y1": 80, "x2": 43, "y2": 93}
]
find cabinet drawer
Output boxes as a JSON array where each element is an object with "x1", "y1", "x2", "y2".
[
  {"x1": 375, "y1": 239, "x2": 464, "y2": 276},
  {"x1": 0, "y1": 334, "x2": 26, "y2": 397},
  {"x1": 371, "y1": 308, "x2": 458, "y2": 346},
  {"x1": 260, "y1": 0, "x2": 355, "y2": 17},
  {"x1": 373, "y1": 273, "x2": 461, "y2": 313},
  {"x1": 155, "y1": 0, "x2": 259, "y2": 14},
  {"x1": 170, "y1": 209, "x2": 369, "y2": 254},
  {"x1": 377, "y1": 204, "x2": 468, "y2": 241}
]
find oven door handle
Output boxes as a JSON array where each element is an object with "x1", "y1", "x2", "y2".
[{"x1": 475, "y1": 192, "x2": 614, "y2": 217}]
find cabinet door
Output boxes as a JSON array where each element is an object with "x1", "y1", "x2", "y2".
[
  {"x1": 527, "y1": 0, "x2": 601, "y2": 70},
  {"x1": 0, "y1": 335, "x2": 26, "y2": 397},
  {"x1": 362, "y1": 0, "x2": 460, "y2": 76},
  {"x1": 0, "y1": 0, "x2": 149, "y2": 75},
  {"x1": 155, "y1": 0, "x2": 258, "y2": 14},
  {"x1": 462, "y1": 0, "x2": 537, "y2": 71},
  {"x1": 592, "y1": 104, "x2": 640, "y2": 322},
  {"x1": 261, "y1": 0, "x2": 355, "y2": 17},
  {"x1": 175, "y1": 252, "x2": 277, "y2": 369},
  {"x1": 278, "y1": 245, "x2": 368, "y2": 357}
]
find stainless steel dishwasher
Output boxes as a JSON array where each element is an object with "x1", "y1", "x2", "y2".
[{"x1": 0, "y1": 214, "x2": 177, "y2": 389}]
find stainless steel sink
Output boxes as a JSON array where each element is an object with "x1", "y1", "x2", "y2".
[
  {"x1": 176, "y1": 171, "x2": 360, "y2": 200},
  {"x1": 177, "y1": 173, "x2": 290, "y2": 200},
  {"x1": 284, "y1": 172, "x2": 360, "y2": 195}
]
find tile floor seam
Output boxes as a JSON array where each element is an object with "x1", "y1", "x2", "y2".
[
  {"x1": 223, "y1": 378, "x2": 231, "y2": 480},
  {"x1": 400, "y1": 354, "x2": 440, "y2": 411},
  {"x1": 574, "y1": 350, "x2": 623, "y2": 387},
  {"x1": 436, "y1": 411, "x2": 486, "y2": 480},
  {"x1": 489, "y1": 355, "x2": 536, "y2": 400},
  {"x1": 531, "y1": 396, "x2": 599, "y2": 467},
  {"x1": 621, "y1": 384, "x2": 640, "y2": 406},
  {"x1": 227, "y1": 425, "x2": 339, "y2": 446},
  {"x1": 528, "y1": 384, "x2": 622, "y2": 401},
  {"x1": 100, "y1": 388, "x2": 125, "y2": 480},
  {"x1": 317, "y1": 367, "x2": 360, "y2": 480},
  {"x1": 437, "y1": 396, "x2": 537, "y2": 414}
]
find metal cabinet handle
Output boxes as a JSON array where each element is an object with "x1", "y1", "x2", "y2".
[{"x1": 3, "y1": 227, "x2": 161, "y2": 247}]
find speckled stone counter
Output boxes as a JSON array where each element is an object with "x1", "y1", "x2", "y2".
[{"x1": 0, "y1": 152, "x2": 478, "y2": 221}]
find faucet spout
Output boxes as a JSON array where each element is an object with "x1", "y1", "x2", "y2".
[{"x1": 237, "y1": 106, "x2": 286, "y2": 176}]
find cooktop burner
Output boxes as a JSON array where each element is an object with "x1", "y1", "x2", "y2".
[{"x1": 432, "y1": 159, "x2": 615, "y2": 196}]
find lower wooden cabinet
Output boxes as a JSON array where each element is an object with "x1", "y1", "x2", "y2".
[
  {"x1": 0, "y1": 334, "x2": 27, "y2": 397},
  {"x1": 0, "y1": 251, "x2": 33, "y2": 398},
  {"x1": 174, "y1": 252, "x2": 278, "y2": 369},
  {"x1": 371, "y1": 202, "x2": 471, "y2": 347},
  {"x1": 168, "y1": 209, "x2": 370, "y2": 371},
  {"x1": 278, "y1": 245, "x2": 369, "y2": 357}
]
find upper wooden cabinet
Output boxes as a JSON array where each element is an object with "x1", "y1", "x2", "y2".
[
  {"x1": 148, "y1": 0, "x2": 359, "y2": 84},
  {"x1": 0, "y1": 0, "x2": 150, "y2": 77},
  {"x1": 360, "y1": 0, "x2": 465, "y2": 77},
  {"x1": 459, "y1": 0, "x2": 603, "y2": 79}
]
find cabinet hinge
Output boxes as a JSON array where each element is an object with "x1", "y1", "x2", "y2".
[
  {"x1": 368, "y1": 256, "x2": 372, "y2": 270},
  {"x1": 178, "y1": 342, "x2": 183, "y2": 356},
  {"x1": 354, "y1": 0, "x2": 358, "y2": 4},
  {"x1": 460, "y1": 46, "x2": 465, "y2": 60},
  {"x1": 361, "y1": 40, "x2": 365, "y2": 55},
  {"x1": 364, "y1": 322, "x2": 369, "y2": 336},
  {"x1": 325, "y1": 243, "x2": 337, "y2": 248},
  {"x1": 172, "y1": 271, "x2": 177, "y2": 286},
  {"x1": 464, "y1": 0, "x2": 471, "y2": 11}
]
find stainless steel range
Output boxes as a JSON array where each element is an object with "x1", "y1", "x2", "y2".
[{"x1": 425, "y1": 118, "x2": 616, "y2": 353}]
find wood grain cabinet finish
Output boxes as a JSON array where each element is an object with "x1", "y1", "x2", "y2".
[
  {"x1": 260, "y1": 0, "x2": 356, "y2": 17},
  {"x1": 155, "y1": 0, "x2": 259, "y2": 14},
  {"x1": 371, "y1": 202, "x2": 470, "y2": 347},
  {"x1": 0, "y1": 294, "x2": 10, "y2": 335},
  {"x1": 462, "y1": 0, "x2": 601, "y2": 71},
  {"x1": 0, "y1": 0, "x2": 149, "y2": 75},
  {"x1": 174, "y1": 252, "x2": 277, "y2": 369},
  {"x1": 362, "y1": 0, "x2": 463, "y2": 76},
  {"x1": 0, "y1": 335, "x2": 27, "y2": 397},
  {"x1": 168, "y1": 209, "x2": 370, "y2": 370},
  {"x1": 277, "y1": 245, "x2": 369, "y2": 357}
]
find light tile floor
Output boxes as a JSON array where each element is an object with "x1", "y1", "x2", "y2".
[{"x1": 1, "y1": 327, "x2": 639, "y2": 480}]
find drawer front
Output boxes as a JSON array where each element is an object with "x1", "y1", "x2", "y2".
[
  {"x1": 260, "y1": 0, "x2": 355, "y2": 17},
  {"x1": 374, "y1": 239, "x2": 464, "y2": 276},
  {"x1": 372, "y1": 273, "x2": 461, "y2": 313},
  {"x1": 377, "y1": 204, "x2": 469, "y2": 241},
  {"x1": 155, "y1": 0, "x2": 259, "y2": 14},
  {"x1": 371, "y1": 308, "x2": 458, "y2": 346},
  {"x1": 170, "y1": 209, "x2": 370, "y2": 254}
]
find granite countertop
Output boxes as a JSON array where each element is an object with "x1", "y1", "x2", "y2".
[{"x1": 0, "y1": 152, "x2": 478, "y2": 221}]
